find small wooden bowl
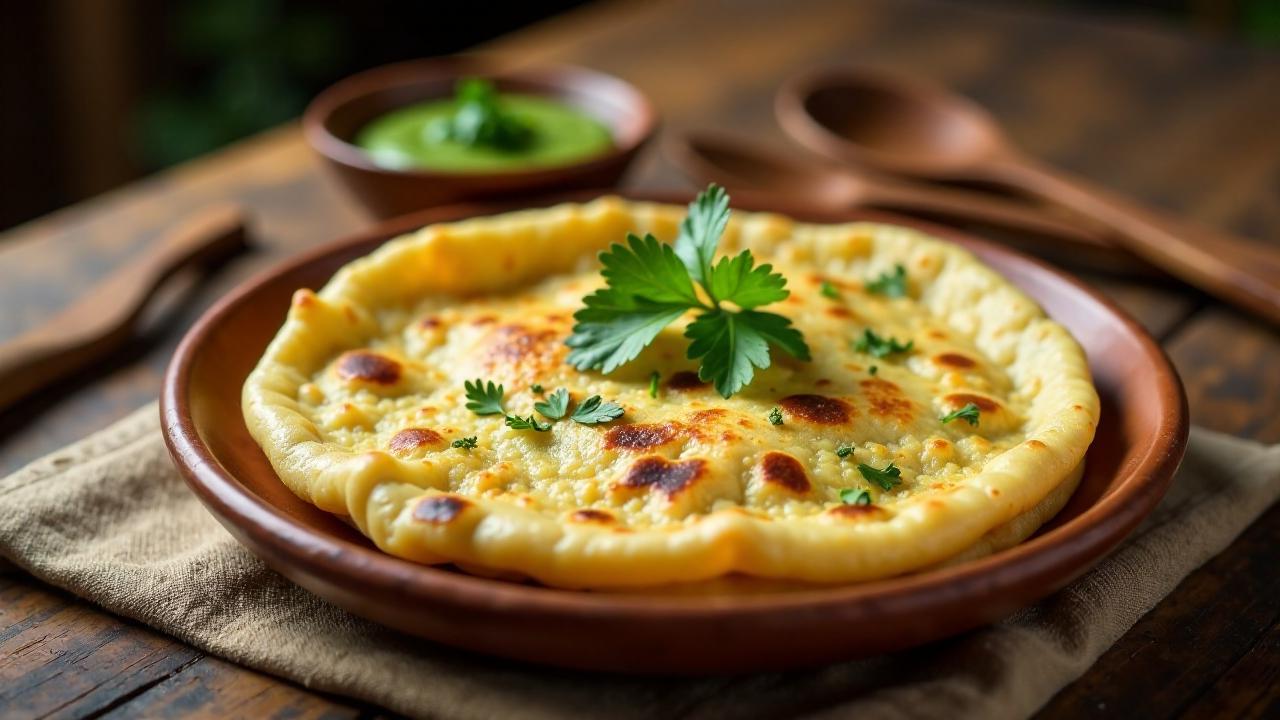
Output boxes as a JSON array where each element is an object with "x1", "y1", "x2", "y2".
[
  {"x1": 162, "y1": 192, "x2": 1188, "y2": 674},
  {"x1": 302, "y1": 58, "x2": 657, "y2": 219}
]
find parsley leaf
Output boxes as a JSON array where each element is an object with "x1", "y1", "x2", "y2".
[
  {"x1": 820, "y1": 281, "x2": 840, "y2": 299},
  {"x1": 452, "y1": 436, "x2": 478, "y2": 449},
  {"x1": 705, "y1": 252, "x2": 789, "y2": 309},
  {"x1": 940, "y1": 402, "x2": 981, "y2": 426},
  {"x1": 566, "y1": 184, "x2": 811, "y2": 398},
  {"x1": 531, "y1": 383, "x2": 544, "y2": 394},
  {"x1": 648, "y1": 371, "x2": 660, "y2": 398},
  {"x1": 854, "y1": 329, "x2": 914, "y2": 359},
  {"x1": 464, "y1": 379, "x2": 505, "y2": 415},
  {"x1": 866, "y1": 264, "x2": 908, "y2": 297},
  {"x1": 767, "y1": 407, "x2": 783, "y2": 425},
  {"x1": 685, "y1": 309, "x2": 809, "y2": 398},
  {"x1": 428, "y1": 78, "x2": 534, "y2": 152},
  {"x1": 840, "y1": 488, "x2": 872, "y2": 505},
  {"x1": 534, "y1": 388, "x2": 570, "y2": 420},
  {"x1": 869, "y1": 365, "x2": 878, "y2": 376},
  {"x1": 836, "y1": 444, "x2": 855, "y2": 458},
  {"x1": 673, "y1": 184, "x2": 730, "y2": 286},
  {"x1": 570, "y1": 395, "x2": 625, "y2": 425},
  {"x1": 857, "y1": 462, "x2": 902, "y2": 491},
  {"x1": 505, "y1": 414, "x2": 552, "y2": 432}
]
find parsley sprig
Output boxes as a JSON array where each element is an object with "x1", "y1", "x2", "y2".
[
  {"x1": 505, "y1": 414, "x2": 551, "y2": 432},
  {"x1": 839, "y1": 488, "x2": 872, "y2": 505},
  {"x1": 940, "y1": 402, "x2": 981, "y2": 426},
  {"x1": 866, "y1": 264, "x2": 908, "y2": 297},
  {"x1": 570, "y1": 395, "x2": 625, "y2": 425},
  {"x1": 534, "y1": 388, "x2": 570, "y2": 420},
  {"x1": 857, "y1": 462, "x2": 902, "y2": 491},
  {"x1": 452, "y1": 436, "x2": 478, "y2": 449},
  {"x1": 464, "y1": 379, "x2": 505, "y2": 415},
  {"x1": 565, "y1": 185, "x2": 810, "y2": 398},
  {"x1": 854, "y1": 329, "x2": 914, "y2": 359}
]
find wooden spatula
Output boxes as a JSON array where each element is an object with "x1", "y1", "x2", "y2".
[{"x1": 0, "y1": 205, "x2": 248, "y2": 411}]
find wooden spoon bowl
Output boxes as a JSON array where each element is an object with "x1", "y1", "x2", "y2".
[{"x1": 162, "y1": 191, "x2": 1187, "y2": 674}]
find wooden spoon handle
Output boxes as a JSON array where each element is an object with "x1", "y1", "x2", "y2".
[
  {"x1": 0, "y1": 205, "x2": 248, "y2": 411},
  {"x1": 990, "y1": 155, "x2": 1280, "y2": 324}
]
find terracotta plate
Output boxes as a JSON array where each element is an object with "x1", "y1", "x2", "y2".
[{"x1": 161, "y1": 191, "x2": 1188, "y2": 674}]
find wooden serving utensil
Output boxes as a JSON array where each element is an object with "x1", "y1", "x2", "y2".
[
  {"x1": 667, "y1": 131, "x2": 1153, "y2": 275},
  {"x1": 0, "y1": 205, "x2": 248, "y2": 411},
  {"x1": 777, "y1": 66, "x2": 1280, "y2": 324}
]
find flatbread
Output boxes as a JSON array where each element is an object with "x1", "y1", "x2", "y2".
[{"x1": 243, "y1": 198, "x2": 1099, "y2": 588}]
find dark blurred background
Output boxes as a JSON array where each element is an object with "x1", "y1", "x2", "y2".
[{"x1": 1, "y1": 0, "x2": 1277, "y2": 232}]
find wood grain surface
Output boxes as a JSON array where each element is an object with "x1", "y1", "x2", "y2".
[{"x1": 1, "y1": 0, "x2": 1277, "y2": 717}]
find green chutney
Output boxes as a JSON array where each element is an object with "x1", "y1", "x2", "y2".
[{"x1": 356, "y1": 94, "x2": 614, "y2": 172}]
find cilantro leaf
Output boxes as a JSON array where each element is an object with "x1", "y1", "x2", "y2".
[
  {"x1": 820, "y1": 281, "x2": 840, "y2": 299},
  {"x1": 767, "y1": 407, "x2": 783, "y2": 425},
  {"x1": 452, "y1": 436, "x2": 478, "y2": 449},
  {"x1": 866, "y1": 264, "x2": 908, "y2": 297},
  {"x1": 505, "y1": 414, "x2": 552, "y2": 432},
  {"x1": 685, "y1": 309, "x2": 811, "y2": 398},
  {"x1": 566, "y1": 295, "x2": 688, "y2": 373},
  {"x1": 601, "y1": 233, "x2": 702, "y2": 306},
  {"x1": 836, "y1": 444, "x2": 855, "y2": 458},
  {"x1": 534, "y1": 388, "x2": 570, "y2": 420},
  {"x1": 840, "y1": 488, "x2": 872, "y2": 505},
  {"x1": 464, "y1": 379, "x2": 505, "y2": 415},
  {"x1": 857, "y1": 462, "x2": 902, "y2": 491},
  {"x1": 531, "y1": 383, "x2": 544, "y2": 394},
  {"x1": 673, "y1": 184, "x2": 730, "y2": 287},
  {"x1": 854, "y1": 329, "x2": 914, "y2": 358},
  {"x1": 570, "y1": 395, "x2": 625, "y2": 425},
  {"x1": 940, "y1": 402, "x2": 981, "y2": 426},
  {"x1": 705, "y1": 251, "x2": 789, "y2": 309}
]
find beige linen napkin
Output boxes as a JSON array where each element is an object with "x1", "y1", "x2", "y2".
[{"x1": 1, "y1": 404, "x2": 1278, "y2": 720}]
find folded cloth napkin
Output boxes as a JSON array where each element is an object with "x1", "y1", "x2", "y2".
[{"x1": 1, "y1": 404, "x2": 1278, "y2": 720}]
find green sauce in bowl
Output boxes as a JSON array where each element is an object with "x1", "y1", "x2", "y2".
[{"x1": 355, "y1": 78, "x2": 613, "y2": 173}]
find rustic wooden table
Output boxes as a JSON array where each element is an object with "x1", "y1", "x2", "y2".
[{"x1": 2, "y1": 0, "x2": 1278, "y2": 717}]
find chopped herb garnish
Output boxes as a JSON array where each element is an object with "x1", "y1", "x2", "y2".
[
  {"x1": 869, "y1": 365, "x2": 878, "y2": 376},
  {"x1": 534, "y1": 388, "x2": 570, "y2": 420},
  {"x1": 505, "y1": 414, "x2": 552, "y2": 432},
  {"x1": 840, "y1": 488, "x2": 872, "y2": 505},
  {"x1": 565, "y1": 185, "x2": 810, "y2": 398},
  {"x1": 866, "y1": 264, "x2": 908, "y2": 298},
  {"x1": 819, "y1": 281, "x2": 840, "y2": 299},
  {"x1": 836, "y1": 444, "x2": 855, "y2": 458},
  {"x1": 531, "y1": 383, "x2": 544, "y2": 394},
  {"x1": 451, "y1": 436, "x2": 478, "y2": 449},
  {"x1": 427, "y1": 78, "x2": 534, "y2": 152},
  {"x1": 648, "y1": 371, "x2": 661, "y2": 398},
  {"x1": 767, "y1": 407, "x2": 783, "y2": 425},
  {"x1": 854, "y1": 329, "x2": 914, "y2": 359},
  {"x1": 857, "y1": 462, "x2": 902, "y2": 491},
  {"x1": 464, "y1": 379, "x2": 505, "y2": 416},
  {"x1": 940, "y1": 402, "x2": 981, "y2": 426},
  {"x1": 570, "y1": 395, "x2": 625, "y2": 425}
]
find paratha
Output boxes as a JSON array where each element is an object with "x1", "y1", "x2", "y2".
[{"x1": 243, "y1": 197, "x2": 1098, "y2": 589}]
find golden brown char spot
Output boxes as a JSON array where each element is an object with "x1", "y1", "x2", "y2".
[
  {"x1": 688, "y1": 408, "x2": 728, "y2": 423},
  {"x1": 1072, "y1": 404, "x2": 1085, "y2": 411},
  {"x1": 667, "y1": 371, "x2": 708, "y2": 391},
  {"x1": 470, "y1": 314, "x2": 497, "y2": 325},
  {"x1": 618, "y1": 457, "x2": 707, "y2": 498},
  {"x1": 826, "y1": 306, "x2": 855, "y2": 319},
  {"x1": 933, "y1": 352, "x2": 977, "y2": 369},
  {"x1": 417, "y1": 315, "x2": 442, "y2": 330},
  {"x1": 828, "y1": 504, "x2": 889, "y2": 521},
  {"x1": 859, "y1": 379, "x2": 915, "y2": 424},
  {"x1": 944, "y1": 392, "x2": 1000, "y2": 412},
  {"x1": 927, "y1": 329, "x2": 948, "y2": 340},
  {"x1": 342, "y1": 305, "x2": 358, "y2": 323},
  {"x1": 930, "y1": 438, "x2": 950, "y2": 451},
  {"x1": 481, "y1": 324, "x2": 564, "y2": 376},
  {"x1": 605, "y1": 423, "x2": 679, "y2": 451},
  {"x1": 413, "y1": 496, "x2": 469, "y2": 524},
  {"x1": 336, "y1": 351, "x2": 401, "y2": 385},
  {"x1": 989, "y1": 488, "x2": 1001, "y2": 497},
  {"x1": 759, "y1": 452, "x2": 812, "y2": 493},
  {"x1": 720, "y1": 431, "x2": 740, "y2": 442},
  {"x1": 569, "y1": 509, "x2": 615, "y2": 524},
  {"x1": 779, "y1": 394, "x2": 854, "y2": 425},
  {"x1": 927, "y1": 499, "x2": 946, "y2": 510},
  {"x1": 388, "y1": 428, "x2": 444, "y2": 453},
  {"x1": 1026, "y1": 440, "x2": 1046, "y2": 449},
  {"x1": 544, "y1": 312, "x2": 570, "y2": 323},
  {"x1": 816, "y1": 378, "x2": 832, "y2": 388}
]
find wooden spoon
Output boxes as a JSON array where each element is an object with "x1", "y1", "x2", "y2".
[
  {"x1": 0, "y1": 205, "x2": 249, "y2": 411},
  {"x1": 666, "y1": 131, "x2": 1152, "y2": 274},
  {"x1": 777, "y1": 66, "x2": 1280, "y2": 324}
]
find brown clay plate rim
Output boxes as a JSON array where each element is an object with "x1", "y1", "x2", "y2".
[
  {"x1": 161, "y1": 191, "x2": 1187, "y2": 649},
  {"x1": 302, "y1": 57, "x2": 658, "y2": 181}
]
